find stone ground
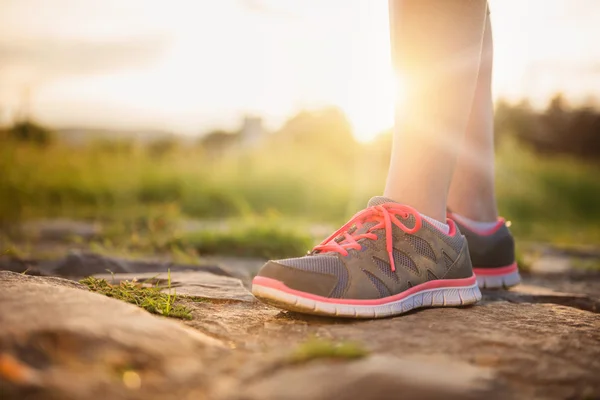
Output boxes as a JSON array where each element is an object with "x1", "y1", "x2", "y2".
[{"x1": 1, "y1": 221, "x2": 599, "y2": 400}]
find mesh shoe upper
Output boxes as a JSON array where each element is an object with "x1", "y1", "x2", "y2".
[{"x1": 256, "y1": 197, "x2": 474, "y2": 300}]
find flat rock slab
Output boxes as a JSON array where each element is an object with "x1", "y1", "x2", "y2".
[
  {"x1": 523, "y1": 270, "x2": 600, "y2": 299},
  {"x1": 93, "y1": 271, "x2": 255, "y2": 302},
  {"x1": 227, "y1": 355, "x2": 505, "y2": 400},
  {"x1": 2, "y1": 270, "x2": 600, "y2": 400},
  {"x1": 53, "y1": 251, "x2": 230, "y2": 278},
  {"x1": 0, "y1": 271, "x2": 225, "y2": 400},
  {"x1": 0, "y1": 252, "x2": 265, "y2": 288},
  {"x1": 484, "y1": 283, "x2": 600, "y2": 313},
  {"x1": 184, "y1": 284, "x2": 600, "y2": 400},
  {"x1": 0, "y1": 251, "x2": 231, "y2": 280}
]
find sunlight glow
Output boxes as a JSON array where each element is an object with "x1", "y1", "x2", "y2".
[{"x1": 1, "y1": 0, "x2": 599, "y2": 140}]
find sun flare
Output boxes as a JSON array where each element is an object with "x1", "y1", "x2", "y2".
[{"x1": 2, "y1": 0, "x2": 597, "y2": 140}]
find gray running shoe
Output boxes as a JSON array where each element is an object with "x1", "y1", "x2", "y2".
[
  {"x1": 252, "y1": 197, "x2": 481, "y2": 318},
  {"x1": 447, "y1": 212, "x2": 521, "y2": 289}
]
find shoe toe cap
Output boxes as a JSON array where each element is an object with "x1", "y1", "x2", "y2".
[{"x1": 254, "y1": 257, "x2": 343, "y2": 298}]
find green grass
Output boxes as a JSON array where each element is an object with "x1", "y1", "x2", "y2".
[
  {"x1": 80, "y1": 271, "x2": 192, "y2": 320},
  {"x1": 84, "y1": 215, "x2": 315, "y2": 260},
  {"x1": 1, "y1": 133, "x2": 599, "y2": 253},
  {"x1": 289, "y1": 337, "x2": 369, "y2": 364},
  {"x1": 495, "y1": 138, "x2": 600, "y2": 245},
  {"x1": 0, "y1": 142, "x2": 368, "y2": 224},
  {"x1": 169, "y1": 219, "x2": 314, "y2": 259}
]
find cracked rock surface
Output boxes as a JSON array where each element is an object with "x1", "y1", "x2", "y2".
[{"x1": 1, "y1": 250, "x2": 599, "y2": 400}]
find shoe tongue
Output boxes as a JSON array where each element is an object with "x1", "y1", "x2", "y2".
[
  {"x1": 316, "y1": 197, "x2": 402, "y2": 255},
  {"x1": 367, "y1": 196, "x2": 400, "y2": 208},
  {"x1": 357, "y1": 196, "x2": 401, "y2": 236},
  {"x1": 365, "y1": 196, "x2": 418, "y2": 231}
]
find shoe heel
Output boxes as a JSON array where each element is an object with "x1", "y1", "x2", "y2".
[{"x1": 474, "y1": 262, "x2": 521, "y2": 289}]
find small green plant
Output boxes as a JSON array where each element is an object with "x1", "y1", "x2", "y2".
[
  {"x1": 2, "y1": 244, "x2": 24, "y2": 258},
  {"x1": 163, "y1": 269, "x2": 175, "y2": 315},
  {"x1": 289, "y1": 337, "x2": 368, "y2": 364},
  {"x1": 81, "y1": 270, "x2": 192, "y2": 320}
]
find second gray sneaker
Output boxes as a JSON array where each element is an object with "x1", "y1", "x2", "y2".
[{"x1": 448, "y1": 212, "x2": 521, "y2": 289}]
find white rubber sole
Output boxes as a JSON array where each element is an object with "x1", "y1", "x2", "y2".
[
  {"x1": 476, "y1": 270, "x2": 521, "y2": 289},
  {"x1": 252, "y1": 283, "x2": 482, "y2": 319}
]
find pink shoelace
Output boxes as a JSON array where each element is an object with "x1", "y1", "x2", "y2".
[{"x1": 313, "y1": 204, "x2": 422, "y2": 272}]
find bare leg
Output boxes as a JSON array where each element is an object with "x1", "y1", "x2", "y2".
[
  {"x1": 384, "y1": 0, "x2": 488, "y2": 222},
  {"x1": 447, "y1": 14, "x2": 498, "y2": 222}
]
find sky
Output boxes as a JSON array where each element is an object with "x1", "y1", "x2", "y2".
[{"x1": 1, "y1": 0, "x2": 600, "y2": 141}]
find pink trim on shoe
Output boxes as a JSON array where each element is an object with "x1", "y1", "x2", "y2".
[
  {"x1": 252, "y1": 275, "x2": 477, "y2": 306},
  {"x1": 446, "y1": 219, "x2": 458, "y2": 236},
  {"x1": 473, "y1": 262, "x2": 518, "y2": 276},
  {"x1": 438, "y1": 218, "x2": 458, "y2": 236},
  {"x1": 447, "y1": 212, "x2": 506, "y2": 236}
]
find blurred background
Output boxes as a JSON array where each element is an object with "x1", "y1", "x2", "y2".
[{"x1": 1, "y1": 0, "x2": 599, "y2": 262}]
